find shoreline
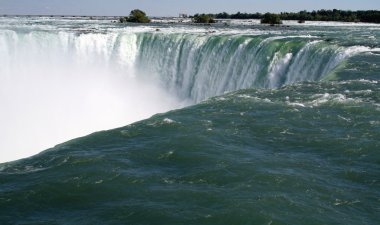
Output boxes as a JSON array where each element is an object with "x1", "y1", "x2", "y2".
[{"x1": 1, "y1": 15, "x2": 380, "y2": 26}]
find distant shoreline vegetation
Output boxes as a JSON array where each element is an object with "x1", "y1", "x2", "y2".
[
  {"x1": 203, "y1": 10, "x2": 380, "y2": 24},
  {"x1": 192, "y1": 14, "x2": 215, "y2": 24},
  {"x1": 119, "y1": 9, "x2": 150, "y2": 23},
  {"x1": 260, "y1": 13, "x2": 282, "y2": 25}
]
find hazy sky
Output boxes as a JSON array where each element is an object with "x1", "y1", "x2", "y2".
[{"x1": 0, "y1": 0, "x2": 379, "y2": 16}]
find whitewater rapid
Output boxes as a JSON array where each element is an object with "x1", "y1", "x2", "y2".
[{"x1": 0, "y1": 17, "x2": 378, "y2": 163}]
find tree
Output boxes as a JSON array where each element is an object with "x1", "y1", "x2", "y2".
[
  {"x1": 120, "y1": 9, "x2": 150, "y2": 23},
  {"x1": 217, "y1": 12, "x2": 229, "y2": 19},
  {"x1": 193, "y1": 10, "x2": 380, "y2": 23},
  {"x1": 192, "y1": 14, "x2": 215, "y2": 23},
  {"x1": 127, "y1": 9, "x2": 150, "y2": 23},
  {"x1": 261, "y1": 13, "x2": 282, "y2": 25}
]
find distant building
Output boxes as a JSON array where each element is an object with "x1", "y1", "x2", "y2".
[{"x1": 179, "y1": 13, "x2": 188, "y2": 18}]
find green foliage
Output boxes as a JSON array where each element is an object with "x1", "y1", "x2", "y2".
[
  {"x1": 192, "y1": 14, "x2": 215, "y2": 23},
  {"x1": 127, "y1": 9, "x2": 150, "y2": 23},
  {"x1": 119, "y1": 9, "x2": 150, "y2": 23},
  {"x1": 261, "y1": 13, "x2": 282, "y2": 25},
  {"x1": 204, "y1": 10, "x2": 380, "y2": 23}
]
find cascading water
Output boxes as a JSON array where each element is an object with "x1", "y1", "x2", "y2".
[
  {"x1": 0, "y1": 18, "x2": 372, "y2": 162},
  {"x1": 0, "y1": 29, "x2": 183, "y2": 163},
  {"x1": 136, "y1": 34, "x2": 369, "y2": 101}
]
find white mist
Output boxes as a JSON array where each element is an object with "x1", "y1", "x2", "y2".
[{"x1": 0, "y1": 30, "x2": 183, "y2": 163}]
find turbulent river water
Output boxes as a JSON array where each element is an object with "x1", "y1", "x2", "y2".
[{"x1": 0, "y1": 17, "x2": 379, "y2": 224}]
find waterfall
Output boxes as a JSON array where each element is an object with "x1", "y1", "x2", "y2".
[{"x1": 0, "y1": 27, "x2": 368, "y2": 162}]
